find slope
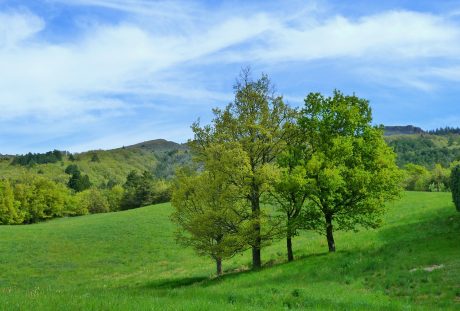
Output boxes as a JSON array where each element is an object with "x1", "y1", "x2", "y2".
[
  {"x1": 0, "y1": 139, "x2": 188, "y2": 187},
  {"x1": 0, "y1": 192, "x2": 458, "y2": 310}
]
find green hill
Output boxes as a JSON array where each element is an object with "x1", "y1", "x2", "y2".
[
  {"x1": 384, "y1": 133, "x2": 460, "y2": 168},
  {"x1": 0, "y1": 139, "x2": 188, "y2": 188},
  {"x1": 0, "y1": 192, "x2": 458, "y2": 310}
]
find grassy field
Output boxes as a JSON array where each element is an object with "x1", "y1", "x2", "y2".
[{"x1": 0, "y1": 192, "x2": 458, "y2": 310}]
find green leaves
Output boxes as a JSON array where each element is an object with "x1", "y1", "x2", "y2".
[
  {"x1": 450, "y1": 165, "x2": 460, "y2": 211},
  {"x1": 299, "y1": 90, "x2": 403, "y2": 239}
]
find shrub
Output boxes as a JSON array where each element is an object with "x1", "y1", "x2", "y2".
[{"x1": 76, "y1": 189, "x2": 110, "y2": 214}]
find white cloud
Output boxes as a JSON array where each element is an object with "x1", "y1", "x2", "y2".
[
  {"x1": 244, "y1": 10, "x2": 460, "y2": 62},
  {"x1": 0, "y1": 10, "x2": 44, "y2": 49},
  {"x1": 1, "y1": 2, "x2": 460, "y2": 151}
]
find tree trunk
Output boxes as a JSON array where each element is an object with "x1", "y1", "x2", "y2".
[
  {"x1": 216, "y1": 257, "x2": 222, "y2": 276},
  {"x1": 287, "y1": 236, "x2": 294, "y2": 262},
  {"x1": 251, "y1": 189, "x2": 261, "y2": 269},
  {"x1": 325, "y1": 214, "x2": 335, "y2": 252}
]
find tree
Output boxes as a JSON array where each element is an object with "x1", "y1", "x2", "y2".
[
  {"x1": 190, "y1": 69, "x2": 294, "y2": 269},
  {"x1": 65, "y1": 164, "x2": 80, "y2": 175},
  {"x1": 171, "y1": 144, "x2": 250, "y2": 275},
  {"x1": 120, "y1": 171, "x2": 155, "y2": 210},
  {"x1": 403, "y1": 163, "x2": 430, "y2": 191},
  {"x1": 66, "y1": 165, "x2": 91, "y2": 193},
  {"x1": 451, "y1": 164, "x2": 460, "y2": 212},
  {"x1": 76, "y1": 189, "x2": 110, "y2": 214},
  {"x1": 269, "y1": 121, "x2": 308, "y2": 261},
  {"x1": 0, "y1": 179, "x2": 23, "y2": 225},
  {"x1": 298, "y1": 90, "x2": 402, "y2": 252},
  {"x1": 90, "y1": 153, "x2": 100, "y2": 162},
  {"x1": 13, "y1": 176, "x2": 69, "y2": 223},
  {"x1": 429, "y1": 163, "x2": 450, "y2": 192},
  {"x1": 104, "y1": 185, "x2": 124, "y2": 211}
]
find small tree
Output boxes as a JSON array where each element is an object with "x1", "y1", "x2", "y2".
[
  {"x1": 68, "y1": 170, "x2": 91, "y2": 193},
  {"x1": 298, "y1": 90, "x2": 402, "y2": 252},
  {"x1": 90, "y1": 153, "x2": 100, "y2": 162},
  {"x1": 451, "y1": 164, "x2": 460, "y2": 211},
  {"x1": 171, "y1": 144, "x2": 250, "y2": 275}
]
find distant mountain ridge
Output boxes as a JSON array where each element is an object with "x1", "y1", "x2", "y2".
[
  {"x1": 123, "y1": 139, "x2": 187, "y2": 152},
  {"x1": 383, "y1": 125, "x2": 425, "y2": 136}
]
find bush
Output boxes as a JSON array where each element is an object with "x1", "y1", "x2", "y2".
[
  {"x1": 76, "y1": 189, "x2": 110, "y2": 214},
  {"x1": 13, "y1": 176, "x2": 70, "y2": 223},
  {"x1": 0, "y1": 179, "x2": 23, "y2": 224},
  {"x1": 451, "y1": 164, "x2": 460, "y2": 211}
]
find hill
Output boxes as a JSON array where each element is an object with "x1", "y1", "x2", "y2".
[
  {"x1": 384, "y1": 125, "x2": 425, "y2": 136},
  {"x1": 0, "y1": 139, "x2": 189, "y2": 188},
  {"x1": 0, "y1": 192, "x2": 458, "y2": 310},
  {"x1": 384, "y1": 133, "x2": 460, "y2": 168},
  {"x1": 124, "y1": 139, "x2": 187, "y2": 152}
]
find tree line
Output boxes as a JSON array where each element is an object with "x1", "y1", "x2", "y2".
[
  {"x1": 11, "y1": 150, "x2": 64, "y2": 166},
  {"x1": 171, "y1": 70, "x2": 402, "y2": 275},
  {"x1": 427, "y1": 126, "x2": 460, "y2": 135},
  {"x1": 0, "y1": 165, "x2": 172, "y2": 225},
  {"x1": 402, "y1": 162, "x2": 460, "y2": 192}
]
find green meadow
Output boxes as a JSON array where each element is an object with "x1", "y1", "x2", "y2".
[{"x1": 0, "y1": 192, "x2": 458, "y2": 310}]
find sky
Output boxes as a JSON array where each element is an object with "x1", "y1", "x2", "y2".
[{"x1": 1, "y1": 0, "x2": 460, "y2": 153}]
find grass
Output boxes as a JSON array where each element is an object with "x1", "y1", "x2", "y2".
[{"x1": 0, "y1": 192, "x2": 459, "y2": 310}]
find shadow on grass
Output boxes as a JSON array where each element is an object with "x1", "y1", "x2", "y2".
[
  {"x1": 133, "y1": 205, "x2": 459, "y2": 309},
  {"x1": 143, "y1": 276, "x2": 209, "y2": 289}
]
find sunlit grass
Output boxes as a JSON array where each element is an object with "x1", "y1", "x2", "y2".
[{"x1": 0, "y1": 192, "x2": 458, "y2": 310}]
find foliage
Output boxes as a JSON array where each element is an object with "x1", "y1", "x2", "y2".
[
  {"x1": 120, "y1": 171, "x2": 170, "y2": 210},
  {"x1": 11, "y1": 150, "x2": 63, "y2": 166},
  {"x1": 190, "y1": 69, "x2": 295, "y2": 268},
  {"x1": 451, "y1": 164, "x2": 460, "y2": 211},
  {"x1": 76, "y1": 189, "x2": 110, "y2": 214},
  {"x1": 104, "y1": 185, "x2": 124, "y2": 212},
  {"x1": 171, "y1": 154, "x2": 250, "y2": 275},
  {"x1": 0, "y1": 179, "x2": 23, "y2": 225},
  {"x1": 90, "y1": 153, "x2": 100, "y2": 162},
  {"x1": 403, "y1": 163, "x2": 431, "y2": 191},
  {"x1": 298, "y1": 90, "x2": 403, "y2": 252},
  {"x1": 428, "y1": 163, "x2": 450, "y2": 192},
  {"x1": 67, "y1": 166, "x2": 92, "y2": 193},
  {"x1": 386, "y1": 134, "x2": 460, "y2": 168},
  {"x1": 153, "y1": 149, "x2": 191, "y2": 180},
  {"x1": 427, "y1": 126, "x2": 460, "y2": 135},
  {"x1": 0, "y1": 148, "x2": 159, "y2": 191},
  {"x1": 269, "y1": 121, "x2": 308, "y2": 261},
  {"x1": 13, "y1": 175, "x2": 71, "y2": 223},
  {"x1": 403, "y1": 162, "x2": 454, "y2": 192}
]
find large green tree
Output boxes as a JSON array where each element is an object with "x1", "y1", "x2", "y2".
[
  {"x1": 190, "y1": 69, "x2": 294, "y2": 268},
  {"x1": 298, "y1": 90, "x2": 402, "y2": 252},
  {"x1": 171, "y1": 144, "x2": 251, "y2": 275}
]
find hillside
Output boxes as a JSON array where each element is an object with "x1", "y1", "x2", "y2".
[
  {"x1": 384, "y1": 133, "x2": 460, "y2": 168},
  {"x1": 0, "y1": 192, "x2": 458, "y2": 310},
  {"x1": 384, "y1": 125, "x2": 425, "y2": 136},
  {"x1": 0, "y1": 139, "x2": 188, "y2": 188}
]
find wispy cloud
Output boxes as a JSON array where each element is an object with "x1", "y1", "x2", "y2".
[{"x1": 0, "y1": 1, "x2": 459, "y2": 152}]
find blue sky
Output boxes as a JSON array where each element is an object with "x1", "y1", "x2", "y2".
[{"x1": 0, "y1": 0, "x2": 460, "y2": 153}]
